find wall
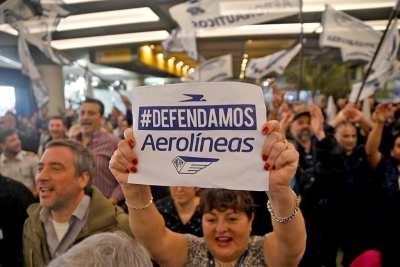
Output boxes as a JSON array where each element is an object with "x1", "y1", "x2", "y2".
[{"x1": 0, "y1": 68, "x2": 36, "y2": 116}]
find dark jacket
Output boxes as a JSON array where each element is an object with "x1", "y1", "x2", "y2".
[
  {"x1": 22, "y1": 186, "x2": 132, "y2": 267},
  {"x1": 0, "y1": 174, "x2": 34, "y2": 267}
]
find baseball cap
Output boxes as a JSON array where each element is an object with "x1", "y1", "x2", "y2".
[{"x1": 292, "y1": 111, "x2": 311, "y2": 122}]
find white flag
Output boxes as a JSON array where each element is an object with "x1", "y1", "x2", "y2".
[
  {"x1": 362, "y1": 98, "x2": 371, "y2": 119},
  {"x1": 370, "y1": 18, "x2": 399, "y2": 71},
  {"x1": 319, "y1": 4, "x2": 382, "y2": 62},
  {"x1": 348, "y1": 18, "x2": 400, "y2": 103},
  {"x1": 18, "y1": 36, "x2": 49, "y2": 109},
  {"x1": 169, "y1": 0, "x2": 299, "y2": 31},
  {"x1": 0, "y1": 0, "x2": 73, "y2": 65},
  {"x1": 348, "y1": 61, "x2": 400, "y2": 102},
  {"x1": 161, "y1": 27, "x2": 199, "y2": 61},
  {"x1": 245, "y1": 43, "x2": 302, "y2": 80},
  {"x1": 186, "y1": 54, "x2": 233, "y2": 82},
  {"x1": 84, "y1": 67, "x2": 95, "y2": 98},
  {"x1": 326, "y1": 95, "x2": 337, "y2": 122}
]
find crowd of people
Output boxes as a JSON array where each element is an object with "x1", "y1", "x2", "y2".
[{"x1": 1, "y1": 83, "x2": 400, "y2": 267}]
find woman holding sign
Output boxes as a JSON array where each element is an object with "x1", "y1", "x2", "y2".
[{"x1": 109, "y1": 120, "x2": 306, "y2": 267}]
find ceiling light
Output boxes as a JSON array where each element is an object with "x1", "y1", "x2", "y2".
[
  {"x1": 0, "y1": 24, "x2": 18, "y2": 35},
  {"x1": 57, "y1": 7, "x2": 159, "y2": 31},
  {"x1": 0, "y1": 54, "x2": 21, "y2": 68},
  {"x1": 62, "y1": 0, "x2": 108, "y2": 3},
  {"x1": 302, "y1": 0, "x2": 394, "y2": 12},
  {"x1": 220, "y1": 0, "x2": 394, "y2": 15},
  {"x1": 51, "y1": 30, "x2": 169, "y2": 50},
  {"x1": 196, "y1": 19, "x2": 400, "y2": 37},
  {"x1": 0, "y1": 7, "x2": 158, "y2": 35}
]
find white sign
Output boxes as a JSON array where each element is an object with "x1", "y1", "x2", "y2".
[{"x1": 129, "y1": 82, "x2": 268, "y2": 191}]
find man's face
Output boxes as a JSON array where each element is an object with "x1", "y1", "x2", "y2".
[
  {"x1": 36, "y1": 146, "x2": 88, "y2": 212},
  {"x1": 290, "y1": 116, "x2": 312, "y2": 142},
  {"x1": 79, "y1": 103, "x2": 104, "y2": 135},
  {"x1": 48, "y1": 119, "x2": 65, "y2": 139},
  {"x1": 0, "y1": 133, "x2": 21, "y2": 155},
  {"x1": 391, "y1": 137, "x2": 400, "y2": 162},
  {"x1": 335, "y1": 124, "x2": 357, "y2": 154},
  {"x1": 0, "y1": 116, "x2": 13, "y2": 130}
]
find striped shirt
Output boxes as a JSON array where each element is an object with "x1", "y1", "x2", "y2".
[{"x1": 78, "y1": 131, "x2": 123, "y2": 202}]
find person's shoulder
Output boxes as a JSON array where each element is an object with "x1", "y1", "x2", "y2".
[
  {"x1": 22, "y1": 150, "x2": 39, "y2": 158},
  {"x1": 155, "y1": 195, "x2": 173, "y2": 208}
]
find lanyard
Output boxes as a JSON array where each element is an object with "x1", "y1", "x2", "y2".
[{"x1": 208, "y1": 250, "x2": 248, "y2": 267}]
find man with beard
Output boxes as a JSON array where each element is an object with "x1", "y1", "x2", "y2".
[
  {"x1": 0, "y1": 129, "x2": 39, "y2": 198},
  {"x1": 288, "y1": 107, "x2": 345, "y2": 267},
  {"x1": 22, "y1": 139, "x2": 132, "y2": 267},
  {"x1": 37, "y1": 116, "x2": 68, "y2": 158}
]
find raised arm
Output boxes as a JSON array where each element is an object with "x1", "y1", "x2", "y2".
[
  {"x1": 365, "y1": 103, "x2": 390, "y2": 169},
  {"x1": 109, "y1": 129, "x2": 187, "y2": 267},
  {"x1": 262, "y1": 120, "x2": 306, "y2": 267}
]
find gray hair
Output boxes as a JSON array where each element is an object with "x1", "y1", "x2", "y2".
[
  {"x1": 45, "y1": 139, "x2": 95, "y2": 194},
  {"x1": 47, "y1": 231, "x2": 152, "y2": 267}
]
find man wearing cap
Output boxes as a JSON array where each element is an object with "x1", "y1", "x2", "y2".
[{"x1": 288, "y1": 105, "x2": 345, "y2": 267}]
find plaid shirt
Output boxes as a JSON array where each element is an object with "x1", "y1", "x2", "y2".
[{"x1": 78, "y1": 130, "x2": 123, "y2": 202}]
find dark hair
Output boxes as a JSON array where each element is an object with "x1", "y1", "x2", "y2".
[
  {"x1": 198, "y1": 189, "x2": 255, "y2": 219},
  {"x1": 49, "y1": 115, "x2": 66, "y2": 125},
  {"x1": 45, "y1": 139, "x2": 95, "y2": 194},
  {"x1": 391, "y1": 132, "x2": 400, "y2": 149},
  {"x1": 335, "y1": 121, "x2": 357, "y2": 133},
  {"x1": 0, "y1": 129, "x2": 17, "y2": 143},
  {"x1": 81, "y1": 97, "x2": 105, "y2": 116}
]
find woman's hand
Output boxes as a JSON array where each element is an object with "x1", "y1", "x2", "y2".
[
  {"x1": 261, "y1": 120, "x2": 299, "y2": 191},
  {"x1": 109, "y1": 128, "x2": 138, "y2": 188}
]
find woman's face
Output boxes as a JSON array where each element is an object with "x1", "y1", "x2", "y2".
[
  {"x1": 202, "y1": 209, "x2": 253, "y2": 264},
  {"x1": 169, "y1": 186, "x2": 198, "y2": 205}
]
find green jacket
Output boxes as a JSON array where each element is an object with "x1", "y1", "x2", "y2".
[{"x1": 22, "y1": 186, "x2": 132, "y2": 267}]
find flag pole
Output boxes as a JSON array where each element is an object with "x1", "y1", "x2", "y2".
[
  {"x1": 297, "y1": 0, "x2": 304, "y2": 102},
  {"x1": 355, "y1": 2, "x2": 399, "y2": 102}
]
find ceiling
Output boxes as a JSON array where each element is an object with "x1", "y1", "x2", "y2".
[{"x1": 0, "y1": 0, "x2": 396, "y2": 81}]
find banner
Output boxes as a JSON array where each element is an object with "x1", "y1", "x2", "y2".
[
  {"x1": 319, "y1": 4, "x2": 382, "y2": 62},
  {"x1": 349, "y1": 18, "x2": 400, "y2": 103},
  {"x1": 0, "y1": 0, "x2": 74, "y2": 109},
  {"x1": 169, "y1": 0, "x2": 299, "y2": 31},
  {"x1": 161, "y1": 27, "x2": 199, "y2": 62},
  {"x1": 245, "y1": 43, "x2": 302, "y2": 79},
  {"x1": 370, "y1": 18, "x2": 399, "y2": 71},
  {"x1": 1, "y1": 0, "x2": 73, "y2": 65},
  {"x1": 18, "y1": 36, "x2": 49, "y2": 109},
  {"x1": 348, "y1": 60, "x2": 400, "y2": 102},
  {"x1": 130, "y1": 82, "x2": 268, "y2": 191},
  {"x1": 186, "y1": 54, "x2": 233, "y2": 82}
]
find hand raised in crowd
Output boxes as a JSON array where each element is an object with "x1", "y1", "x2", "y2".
[
  {"x1": 373, "y1": 102, "x2": 393, "y2": 123},
  {"x1": 279, "y1": 111, "x2": 294, "y2": 136},
  {"x1": 341, "y1": 106, "x2": 365, "y2": 124},
  {"x1": 262, "y1": 120, "x2": 299, "y2": 190},
  {"x1": 309, "y1": 105, "x2": 326, "y2": 140},
  {"x1": 271, "y1": 83, "x2": 284, "y2": 110},
  {"x1": 109, "y1": 128, "x2": 136, "y2": 188}
]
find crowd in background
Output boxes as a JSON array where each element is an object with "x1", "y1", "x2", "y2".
[{"x1": 1, "y1": 84, "x2": 400, "y2": 267}]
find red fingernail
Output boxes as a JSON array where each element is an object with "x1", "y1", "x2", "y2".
[
  {"x1": 130, "y1": 166, "x2": 137, "y2": 173},
  {"x1": 128, "y1": 140, "x2": 134, "y2": 147},
  {"x1": 132, "y1": 158, "x2": 138, "y2": 165},
  {"x1": 262, "y1": 126, "x2": 269, "y2": 134},
  {"x1": 262, "y1": 154, "x2": 268, "y2": 161},
  {"x1": 264, "y1": 162, "x2": 270, "y2": 170}
]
